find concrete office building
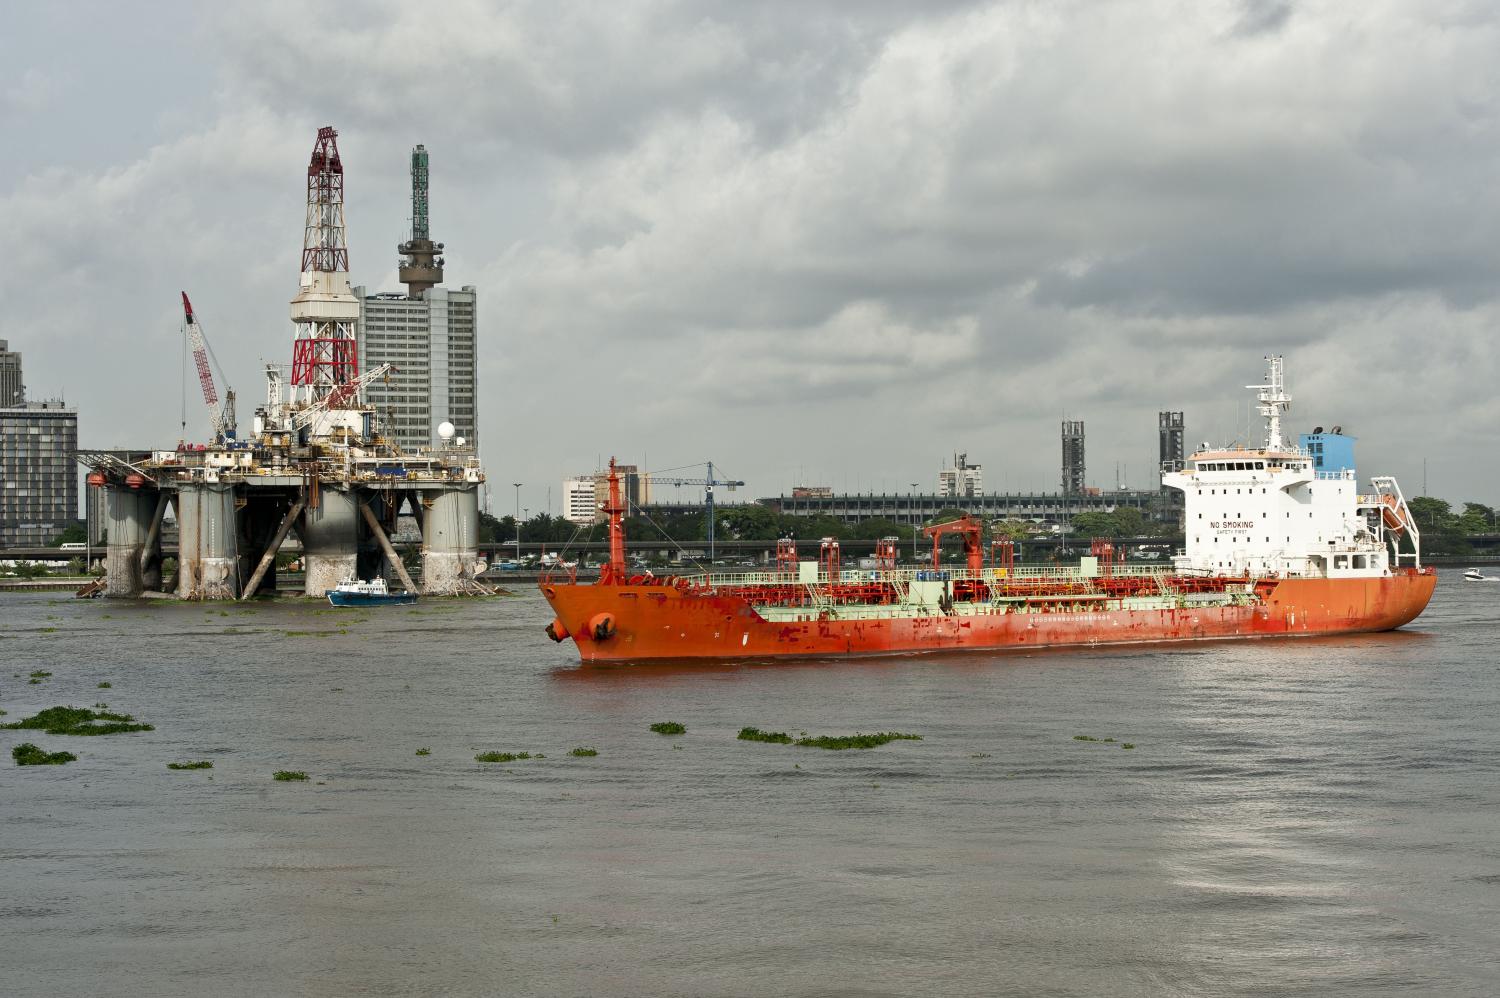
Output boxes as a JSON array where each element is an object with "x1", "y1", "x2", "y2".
[
  {"x1": 938, "y1": 452, "x2": 983, "y2": 498},
  {"x1": 355, "y1": 285, "x2": 478, "y2": 453},
  {"x1": 0, "y1": 400, "x2": 78, "y2": 547},
  {"x1": 0, "y1": 340, "x2": 21, "y2": 406},
  {"x1": 562, "y1": 476, "x2": 598, "y2": 524}
]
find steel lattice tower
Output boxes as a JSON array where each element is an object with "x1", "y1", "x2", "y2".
[{"x1": 290, "y1": 126, "x2": 360, "y2": 404}]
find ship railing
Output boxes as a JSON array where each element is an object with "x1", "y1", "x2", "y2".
[
  {"x1": 688, "y1": 563, "x2": 1177, "y2": 589},
  {"x1": 1315, "y1": 470, "x2": 1355, "y2": 481}
]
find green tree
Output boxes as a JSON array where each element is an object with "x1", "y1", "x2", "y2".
[
  {"x1": 1458, "y1": 503, "x2": 1495, "y2": 534},
  {"x1": 49, "y1": 523, "x2": 86, "y2": 547}
]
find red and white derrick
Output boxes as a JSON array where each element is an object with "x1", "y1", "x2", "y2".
[{"x1": 289, "y1": 126, "x2": 360, "y2": 407}]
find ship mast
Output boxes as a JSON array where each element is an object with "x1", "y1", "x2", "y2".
[
  {"x1": 602, "y1": 457, "x2": 626, "y2": 584},
  {"x1": 1247, "y1": 355, "x2": 1291, "y2": 451}
]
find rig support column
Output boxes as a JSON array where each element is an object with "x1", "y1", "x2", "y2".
[
  {"x1": 301, "y1": 487, "x2": 360, "y2": 597},
  {"x1": 176, "y1": 482, "x2": 243, "y2": 600},
  {"x1": 104, "y1": 487, "x2": 160, "y2": 597},
  {"x1": 420, "y1": 486, "x2": 482, "y2": 594}
]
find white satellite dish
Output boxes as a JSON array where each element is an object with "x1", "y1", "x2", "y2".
[
  {"x1": 438, "y1": 421, "x2": 456, "y2": 441},
  {"x1": 455, "y1": 436, "x2": 466, "y2": 447}
]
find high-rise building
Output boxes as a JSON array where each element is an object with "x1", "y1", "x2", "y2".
[
  {"x1": 1061, "y1": 420, "x2": 1086, "y2": 494},
  {"x1": 938, "y1": 452, "x2": 983, "y2": 498},
  {"x1": 0, "y1": 400, "x2": 78, "y2": 547},
  {"x1": 562, "y1": 476, "x2": 598, "y2": 524},
  {"x1": 0, "y1": 340, "x2": 22, "y2": 406},
  {"x1": 353, "y1": 144, "x2": 477, "y2": 455},
  {"x1": 355, "y1": 285, "x2": 478, "y2": 453},
  {"x1": 562, "y1": 466, "x2": 651, "y2": 523},
  {"x1": 1158, "y1": 411, "x2": 1185, "y2": 476}
]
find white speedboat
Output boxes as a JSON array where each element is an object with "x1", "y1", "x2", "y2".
[
  {"x1": 325, "y1": 577, "x2": 417, "y2": 606},
  {"x1": 1462, "y1": 568, "x2": 1498, "y2": 582}
]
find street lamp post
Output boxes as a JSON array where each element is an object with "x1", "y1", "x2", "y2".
[
  {"x1": 512, "y1": 483, "x2": 522, "y2": 563},
  {"x1": 910, "y1": 483, "x2": 920, "y2": 561}
]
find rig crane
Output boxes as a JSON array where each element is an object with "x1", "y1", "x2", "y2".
[
  {"x1": 291, "y1": 363, "x2": 395, "y2": 429},
  {"x1": 647, "y1": 461, "x2": 746, "y2": 563},
  {"x1": 181, "y1": 292, "x2": 236, "y2": 443}
]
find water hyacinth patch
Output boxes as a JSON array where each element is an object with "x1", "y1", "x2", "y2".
[
  {"x1": 167, "y1": 761, "x2": 213, "y2": 770},
  {"x1": 568, "y1": 747, "x2": 598, "y2": 757},
  {"x1": 737, "y1": 727, "x2": 793, "y2": 744},
  {"x1": 649, "y1": 722, "x2": 686, "y2": 736},
  {"x1": 415, "y1": 747, "x2": 431, "y2": 756},
  {"x1": 3, "y1": 705, "x2": 154, "y2": 736},
  {"x1": 795, "y1": 732, "x2": 922, "y2": 751},
  {"x1": 272, "y1": 770, "x2": 308, "y2": 781},
  {"x1": 475, "y1": 751, "x2": 531, "y2": 763},
  {"x1": 13, "y1": 742, "x2": 77, "y2": 766}
]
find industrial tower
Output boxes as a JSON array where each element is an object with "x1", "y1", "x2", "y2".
[
  {"x1": 1061, "y1": 420, "x2": 1086, "y2": 494},
  {"x1": 290, "y1": 127, "x2": 361, "y2": 405},
  {"x1": 398, "y1": 144, "x2": 444, "y2": 296}
]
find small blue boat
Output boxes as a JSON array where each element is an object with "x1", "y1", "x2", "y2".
[{"x1": 325, "y1": 577, "x2": 417, "y2": 606}]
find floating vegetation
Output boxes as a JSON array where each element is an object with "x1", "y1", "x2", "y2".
[
  {"x1": 93, "y1": 702, "x2": 109, "y2": 709},
  {"x1": 568, "y1": 747, "x2": 599, "y2": 757},
  {"x1": 475, "y1": 751, "x2": 531, "y2": 763},
  {"x1": 168, "y1": 760, "x2": 213, "y2": 770},
  {"x1": 13, "y1": 742, "x2": 77, "y2": 766},
  {"x1": 40, "y1": 627, "x2": 57, "y2": 634},
  {"x1": 415, "y1": 747, "x2": 431, "y2": 756},
  {"x1": 795, "y1": 732, "x2": 922, "y2": 751},
  {"x1": 272, "y1": 770, "x2": 308, "y2": 781},
  {"x1": 97, "y1": 682, "x2": 111, "y2": 689},
  {"x1": 649, "y1": 721, "x2": 686, "y2": 736},
  {"x1": 1074, "y1": 734, "x2": 1133, "y2": 748},
  {"x1": 738, "y1": 727, "x2": 793, "y2": 744},
  {"x1": 283, "y1": 630, "x2": 334, "y2": 638},
  {"x1": 29, "y1": 670, "x2": 51, "y2": 679},
  {"x1": 970, "y1": 752, "x2": 992, "y2": 759},
  {"x1": 3, "y1": 705, "x2": 154, "y2": 736}
]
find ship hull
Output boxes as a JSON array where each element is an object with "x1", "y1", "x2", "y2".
[{"x1": 541, "y1": 571, "x2": 1436, "y2": 664}]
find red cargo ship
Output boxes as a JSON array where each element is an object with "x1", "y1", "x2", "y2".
[{"x1": 542, "y1": 357, "x2": 1435, "y2": 663}]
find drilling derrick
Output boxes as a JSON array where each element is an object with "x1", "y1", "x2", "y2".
[
  {"x1": 397, "y1": 144, "x2": 444, "y2": 296},
  {"x1": 290, "y1": 126, "x2": 360, "y2": 407}
]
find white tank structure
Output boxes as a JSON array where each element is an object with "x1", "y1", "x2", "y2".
[
  {"x1": 300, "y1": 488, "x2": 362, "y2": 597},
  {"x1": 421, "y1": 486, "x2": 483, "y2": 594},
  {"x1": 103, "y1": 487, "x2": 160, "y2": 597},
  {"x1": 175, "y1": 482, "x2": 242, "y2": 599}
]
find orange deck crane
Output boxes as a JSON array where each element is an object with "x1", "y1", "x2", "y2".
[{"x1": 923, "y1": 514, "x2": 985, "y2": 572}]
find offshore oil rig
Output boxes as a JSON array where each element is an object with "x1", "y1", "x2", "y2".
[{"x1": 80, "y1": 127, "x2": 487, "y2": 600}]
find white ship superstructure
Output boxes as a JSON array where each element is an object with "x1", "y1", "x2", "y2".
[{"x1": 1163, "y1": 356, "x2": 1419, "y2": 580}]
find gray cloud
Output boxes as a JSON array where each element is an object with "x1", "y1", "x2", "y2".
[{"x1": 3, "y1": 0, "x2": 1498, "y2": 510}]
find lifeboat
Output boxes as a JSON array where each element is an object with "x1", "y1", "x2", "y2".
[
  {"x1": 1380, "y1": 494, "x2": 1412, "y2": 534},
  {"x1": 85, "y1": 471, "x2": 107, "y2": 488},
  {"x1": 125, "y1": 473, "x2": 148, "y2": 490}
]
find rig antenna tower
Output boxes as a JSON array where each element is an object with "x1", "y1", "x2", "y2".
[{"x1": 398, "y1": 144, "x2": 445, "y2": 296}]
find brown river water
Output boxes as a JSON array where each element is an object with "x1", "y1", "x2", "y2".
[{"x1": 1, "y1": 570, "x2": 1497, "y2": 997}]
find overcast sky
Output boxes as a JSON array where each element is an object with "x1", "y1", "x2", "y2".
[{"x1": 3, "y1": 0, "x2": 1497, "y2": 513}]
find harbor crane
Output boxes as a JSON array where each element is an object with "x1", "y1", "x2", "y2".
[
  {"x1": 647, "y1": 461, "x2": 745, "y2": 563},
  {"x1": 181, "y1": 292, "x2": 236, "y2": 443}
]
